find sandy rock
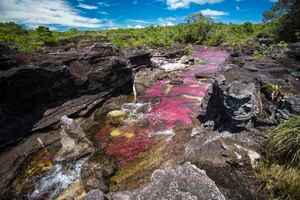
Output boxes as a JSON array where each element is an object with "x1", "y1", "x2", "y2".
[
  {"x1": 55, "y1": 116, "x2": 94, "y2": 161},
  {"x1": 131, "y1": 162, "x2": 225, "y2": 200}
]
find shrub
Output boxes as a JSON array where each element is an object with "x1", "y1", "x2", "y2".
[
  {"x1": 266, "y1": 114, "x2": 300, "y2": 168},
  {"x1": 263, "y1": 0, "x2": 300, "y2": 42},
  {"x1": 256, "y1": 163, "x2": 300, "y2": 200}
]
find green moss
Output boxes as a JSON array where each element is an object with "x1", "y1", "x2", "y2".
[
  {"x1": 14, "y1": 149, "x2": 54, "y2": 193},
  {"x1": 256, "y1": 163, "x2": 300, "y2": 200},
  {"x1": 109, "y1": 141, "x2": 165, "y2": 192}
]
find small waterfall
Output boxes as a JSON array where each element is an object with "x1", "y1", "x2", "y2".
[
  {"x1": 28, "y1": 157, "x2": 88, "y2": 199},
  {"x1": 133, "y1": 83, "x2": 137, "y2": 102}
]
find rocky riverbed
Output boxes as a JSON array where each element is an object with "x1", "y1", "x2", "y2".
[{"x1": 0, "y1": 38, "x2": 299, "y2": 199}]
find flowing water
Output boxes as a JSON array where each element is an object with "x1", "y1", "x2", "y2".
[{"x1": 20, "y1": 47, "x2": 229, "y2": 199}]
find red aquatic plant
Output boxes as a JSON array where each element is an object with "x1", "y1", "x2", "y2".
[{"x1": 105, "y1": 134, "x2": 153, "y2": 166}]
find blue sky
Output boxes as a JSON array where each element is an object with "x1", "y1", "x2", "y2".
[{"x1": 0, "y1": 0, "x2": 277, "y2": 31}]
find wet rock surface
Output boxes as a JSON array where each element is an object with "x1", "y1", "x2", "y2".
[
  {"x1": 130, "y1": 162, "x2": 225, "y2": 200},
  {"x1": 81, "y1": 153, "x2": 116, "y2": 193},
  {"x1": 0, "y1": 42, "x2": 133, "y2": 149},
  {"x1": 55, "y1": 116, "x2": 94, "y2": 161},
  {"x1": 84, "y1": 163, "x2": 225, "y2": 200},
  {"x1": 2, "y1": 41, "x2": 300, "y2": 200}
]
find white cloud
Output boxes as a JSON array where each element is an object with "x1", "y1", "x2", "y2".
[
  {"x1": 78, "y1": 3, "x2": 98, "y2": 10},
  {"x1": 0, "y1": 0, "x2": 106, "y2": 28},
  {"x1": 127, "y1": 24, "x2": 145, "y2": 29},
  {"x1": 163, "y1": 0, "x2": 223, "y2": 10},
  {"x1": 200, "y1": 9, "x2": 227, "y2": 16},
  {"x1": 134, "y1": 25, "x2": 145, "y2": 29},
  {"x1": 158, "y1": 17, "x2": 176, "y2": 26},
  {"x1": 133, "y1": 0, "x2": 139, "y2": 4},
  {"x1": 128, "y1": 19, "x2": 152, "y2": 24}
]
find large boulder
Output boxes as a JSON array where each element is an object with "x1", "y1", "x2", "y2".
[
  {"x1": 0, "y1": 43, "x2": 133, "y2": 150},
  {"x1": 55, "y1": 116, "x2": 94, "y2": 161},
  {"x1": 199, "y1": 79, "x2": 259, "y2": 128},
  {"x1": 83, "y1": 163, "x2": 225, "y2": 200},
  {"x1": 130, "y1": 162, "x2": 225, "y2": 200},
  {"x1": 224, "y1": 81, "x2": 259, "y2": 125},
  {"x1": 185, "y1": 129, "x2": 262, "y2": 200}
]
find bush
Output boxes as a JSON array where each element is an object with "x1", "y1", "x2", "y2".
[
  {"x1": 177, "y1": 13, "x2": 213, "y2": 44},
  {"x1": 263, "y1": 0, "x2": 300, "y2": 42},
  {"x1": 257, "y1": 114, "x2": 300, "y2": 199},
  {"x1": 257, "y1": 163, "x2": 300, "y2": 200},
  {"x1": 266, "y1": 114, "x2": 300, "y2": 168}
]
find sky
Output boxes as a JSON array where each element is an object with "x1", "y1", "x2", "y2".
[{"x1": 0, "y1": 0, "x2": 277, "y2": 31}]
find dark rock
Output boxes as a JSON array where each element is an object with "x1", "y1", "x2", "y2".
[
  {"x1": 0, "y1": 44, "x2": 18, "y2": 71},
  {"x1": 215, "y1": 74, "x2": 226, "y2": 86},
  {"x1": 286, "y1": 42, "x2": 300, "y2": 60},
  {"x1": 291, "y1": 71, "x2": 300, "y2": 78},
  {"x1": 244, "y1": 65, "x2": 258, "y2": 72},
  {"x1": 185, "y1": 130, "x2": 261, "y2": 200},
  {"x1": 169, "y1": 79, "x2": 183, "y2": 85},
  {"x1": 224, "y1": 81, "x2": 259, "y2": 125},
  {"x1": 198, "y1": 81, "x2": 226, "y2": 128},
  {"x1": 195, "y1": 72, "x2": 214, "y2": 79},
  {"x1": 81, "y1": 153, "x2": 116, "y2": 193},
  {"x1": 199, "y1": 80, "x2": 259, "y2": 128},
  {"x1": 124, "y1": 47, "x2": 151, "y2": 70},
  {"x1": 0, "y1": 42, "x2": 133, "y2": 150},
  {"x1": 134, "y1": 68, "x2": 166, "y2": 95}
]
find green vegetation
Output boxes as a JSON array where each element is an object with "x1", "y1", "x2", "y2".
[
  {"x1": 257, "y1": 114, "x2": 300, "y2": 199},
  {"x1": 0, "y1": 13, "x2": 269, "y2": 52},
  {"x1": 263, "y1": 0, "x2": 300, "y2": 42},
  {"x1": 0, "y1": 0, "x2": 299, "y2": 52},
  {"x1": 253, "y1": 41, "x2": 288, "y2": 59}
]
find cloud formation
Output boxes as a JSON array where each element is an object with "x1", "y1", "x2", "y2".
[
  {"x1": 0, "y1": 0, "x2": 107, "y2": 28},
  {"x1": 163, "y1": 0, "x2": 223, "y2": 10},
  {"x1": 200, "y1": 9, "x2": 227, "y2": 16},
  {"x1": 78, "y1": 3, "x2": 98, "y2": 10}
]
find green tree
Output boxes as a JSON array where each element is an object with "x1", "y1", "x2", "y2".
[
  {"x1": 35, "y1": 26, "x2": 55, "y2": 45},
  {"x1": 241, "y1": 22, "x2": 254, "y2": 34},
  {"x1": 263, "y1": 0, "x2": 300, "y2": 42},
  {"x1": 178, "y1": 13, "x2": 213, "y2": 44}
]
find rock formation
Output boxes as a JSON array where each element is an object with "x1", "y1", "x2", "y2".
[
  {"x1": 83, "y1": 162, "x2": 225, "y2": 200},
  {"x1": 55, "y1": 116, "x2": 94, "y2": 161},
  {"x1": 199, "y1": 78, "x2": 259, "y2": 128},
  {"x1": 0, "y1": 42, "x2": 133, "y2": 150}
]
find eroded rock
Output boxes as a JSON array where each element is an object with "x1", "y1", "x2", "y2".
[
  {"x1": 81, "y1": 153, "x2": 116, "y2": 193},
  {"x1": 131, "y1": 162, "x2": 225, "y2": 200},
  {"x1": 55, "y1": 116, "x2": 94, "y2": 161}
]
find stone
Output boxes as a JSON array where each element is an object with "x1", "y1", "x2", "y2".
[
  {"x1": 215, "y1": 74, "x2": 226, "y2": 86},
  {"x1": 83, "y1": 190, "x2": 106, "y2": 200},
  {"x1": 81, "y1": 153, "x2": 116, "y2": 193},
  {"x1": 107, "y1": 110, "x2": 126, "y2": 125},
  {"x1": 124, "y1": 47, "x2": 151, "y2": 70},
  {"x1": 169, "y1": 79, "x2": 183, "y2": 85},
  {"x1": 224, "y1": 81, "x2": 259, "y2": 125},
  {"x1": 199, "y1": 80, "x2": 259, "y2": 128},
  {"x1": 286, "y1": 42, "x2": 300, "y2": 60},
  {"x1": 131, "y1": 162, "x2": 225, "y2": 200},
  {"x1": 195, "y1": 72, "x2": 214, "y2": 79},
  {"x1": 0, "y1": 41, "x2": 133, "y2": 150},
  {"x1": 55, "y1": 116, "x2": 94, "y2": 161},
  {"x1": 185, "y1": 130, "x2": 261, "y2": 200}
]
